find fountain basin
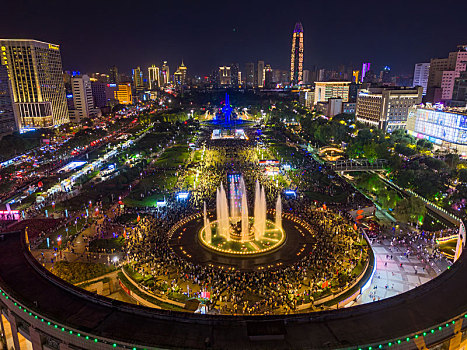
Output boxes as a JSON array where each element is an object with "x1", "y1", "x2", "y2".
[{"x1": 199, "y1": 217, "x2": 286, "y2": 256}]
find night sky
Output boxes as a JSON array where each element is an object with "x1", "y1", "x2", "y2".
[{"x1": 2, "y1": 0, "x2": 467, "y2": 76}]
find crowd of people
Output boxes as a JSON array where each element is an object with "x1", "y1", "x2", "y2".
[{"x1": 122, "y1": 130, "x2": 370, "y2": 315}]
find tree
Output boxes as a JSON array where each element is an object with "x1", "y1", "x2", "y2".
[
  {"x1": 363, "y1": 142, "x2": 379, "y2": 162},
  {"x1": 416, "y1": 139, "x2": 433, "y2": 150},
  {"x1": 459, "y1": 169, "x2": 467, "y2": 183},
  {"x1": 394, "y1": 197, "x2": 426, "y2": 224}
]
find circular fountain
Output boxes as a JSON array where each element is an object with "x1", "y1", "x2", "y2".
[{"x1": 198, "y1": 177, "x2": 286, "y2": 256}]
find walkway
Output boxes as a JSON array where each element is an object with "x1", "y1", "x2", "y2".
[{"x1": 354, "y1": 238, "x2": 448, "y2": 305}]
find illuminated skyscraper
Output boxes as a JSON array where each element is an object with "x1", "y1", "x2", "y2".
[
  {"x1": 352, "y1": 70, "x2": 360, "y2": 84},
  {"x1": 245, "y1": 62, "x2": 255, "y2": 87},
  {"x1": 161, "y1": 61, "x2": 170, "y2": 85},
  {"x1": 174, "y1": 61, "x2": 187, "y2": 86},
  {"x1": 132, "y1": 66, "x2": 144, "y2": 92},
  {"x1": 219, "y1": 66, "x2": 232, "y2": 86},
  {"x1": 148, "y1": 65, "x2": 160, "y2": 90},
  {"x1": 70, "y1": 75, "x2": 96, "y2": 122},
  {"x1": 257, "y1": 60, "x2": 265, "y2": 88},
  {"x1": 0, "y1": 39, "x2": 69, "y2": 129},
  {"x1": 290, "y1": 22, "x2": 304, "y2": 86},
  {"x1": 361, "y1": 63, "x2": 371, "y2": 83}
]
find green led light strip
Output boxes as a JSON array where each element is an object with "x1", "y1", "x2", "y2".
[
  {"x1": 0, "y1": 287, "x2": 148, "y2": 349},
  {"x1": 1, "y1": 287, "x2": 465, "y2": 350},
  {"x1": 356, "y1": 318, "x2": 464, "y2": 349}
]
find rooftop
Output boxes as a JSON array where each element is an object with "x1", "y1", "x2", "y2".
[{"x1": 0, "y1": 230, "x2": 466, "y2": 349}]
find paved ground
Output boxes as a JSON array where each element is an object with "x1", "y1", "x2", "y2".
[{"x1": 354, "y1": 238, "x2": 448, "y2": 305}]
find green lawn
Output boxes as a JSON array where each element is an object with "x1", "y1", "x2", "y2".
[{"x1": 154, "y1": 145, "x2": 190, "y2": 168}]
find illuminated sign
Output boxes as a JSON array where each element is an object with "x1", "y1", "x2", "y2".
[
  {"x1": 0, "y1": 210, "x2": 20, "y2": 221},
  {"x1": 48, "y1": 44, "x2": 59, "y2": 50}
]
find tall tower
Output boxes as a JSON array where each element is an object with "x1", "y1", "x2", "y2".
[
  {"x1": 109, "y1": 65, "x2": 119, "y2": 84},
  {"x1": 290, "y1": 22, "x2": 304, "y2": 86},
  {"x1": 0, "y1": 39, "x2": 69, "y2": 129},
  {"x1": 161, "y1": 61, "x2": 170, "y2": 85},
  {"x1": 257, "y1": 60, "x2": 265, "y2": 88},
  {"x1": 132, "y1": 67, "x2": 144, "y2": 92},
  {"x1": 148, "y1": 65, "x2": 160, "y2": 90},
  {"x1": 71, "y1": 75, "x2": 95, "y2": 122}
]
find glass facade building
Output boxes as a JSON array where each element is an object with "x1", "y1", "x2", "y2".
[{"x1": 407, "y1": 106, "x2": 467, "y2": 154}]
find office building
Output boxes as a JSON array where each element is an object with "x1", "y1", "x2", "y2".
[
  {"x1": 173, "y1": 61, "x2": 187, "y2": 86},
  {"x1": 452, "y1": 71, "x2": 467, "y2": 106},
  {"x1": 0, "y1": 39, "x2": 69, "y2": 129},
  {"x1": 361, "y1": 63, "x2": 371, "y2": 83},
  {"x1": 412, "y1": 63, "x2": 430, "y2": 95},
  {"x1": 161, "y1": 61, "x2": 170, "y2": 85},
  {"x1": 148, "y1": 65, "x2": 160, "y2": 90},
  {"x1": 230, "y1": 63, "x2": 239, "y2": 87},
  {"x1": 314, "y1": 81, "x2": 350, "y2": 104},
  {"x1": 356, "y1": 86, "x2": 423, "y2": 132},
  {"x1": 132, "y1": 67, "x2": 144, "y2": 92},
  {"x1": 427, "y1": 45, "x2": 467, "y2": 102},
  {"x1": 343, "y1": 102, "x2": 356, "y2": 114},
  {"x1": 219, "y1": 66, "x2": 231, "y2": 86},
  {"x1": 0, "y1": 64, "x2": 17, "y2": 137},
  {"x1": 109, "y1": 65, "x2": 119, "y2": 84},
  {"x1": 257, "y1": 60, "x2": 265, "y2": 88},
  {"x1": 290, "y1": 22, "x2": 304, "y2": 85},
  {"x1": 299, "y1": 89, "x2": 313, "y2": 108},
  {"x1": 352, "y1": 70, "x2": 360, "y2": 84},
  {"x1": 245, "y1": 62, "x2": 255, "y2": 87},
  {"x1": 112, "y1": 83, "x2": 132, "y2": 105},
  {"x1": 70, "y1": 75, "x2": 97, "y2": 122},
  {"x1": 327, "y1": 98, "x2": 343, "y2": 117},
  {"x1": 407, "y1": 105, "x2": 467, "y2": 155},
  {"x1": 302, "y1": 70, "x2": 310, "y2": 84},
  {"x1": 91, "y1": 82, "x2": 108, "y2": 108},
  {"x1": 264, "y1": 65, "x2": 273, "y2": 88},
  {"x1": 380, "y1": 66, "x2": 392, "y2": 84}
]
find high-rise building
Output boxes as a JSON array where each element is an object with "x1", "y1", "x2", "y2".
[
  {"x1": 230, "y1": 63, "x2": 239, "y2": 87},
  {"x1": 109, "y1": 65, "x2": 119, "y2": 84},
  {"x1": 91, "y1": 82, "x2": 108, "y2": 108},
  {"x1": 299, "y1": 89, "x2": 314, "y2": 108},
  {"x1": 148, "y1": 65, "x2": 160, "y2": 90},
  {"x1": 245, "y1": 63, "x2": 255, "y2": 87},
  {"x1": 161, "y1": 61, "x2": 170, "y2": 85},
  {"x1": 412, "y1": 63, "x2": 430, "y2": 95},
  {"x1": 314, "y1": 81, "x2": 350, "y2": 104},
  {"x1": 302, "y1": 70, "x2": 310, "y2": 84},
  {"x1": 355, "y1": 86, "x2": 423, "y2": 132},
  {"x1": 257, "y1": 60, "x2": 265, "y2": 88},
  {"x1": 452, "y1": 71, "x2": 467, "y2": 106},
  {"x1": 132, "y1": 67, "x2": 144, "y2": 92},
  {"x1": 219, "y1": 66, "x2": 232, "y2": 86},
  {"x1": 70, "y1": 75, "x2": 96, "y2": 122},
  {"x1": 380, "y1": 66, "x2": 392, "y2": 84},
  {"x1": 361, "y1": 63, "x2": 371, "y2": 83},
  {"x1": 0, "y1": 64, "x2": 17, "y2": 137},
  {"x1": 0, "y1": 39, "x2": 69, "y2": 129},
  {"x1": 427, "y1": 45, "x2": 467, "y2": 102},
  {"x1": 173, "y1": 61, "x2": 187, "y2": 86},
  {"x1": 352, "y1": 70, "x2": 360, "y2": 84},
  {"x1": 264, "y1": 65, "x2": 273, "y2": 88},
  {"x1": 290, "y1": 22, "x2": 304, "y2": 86}
]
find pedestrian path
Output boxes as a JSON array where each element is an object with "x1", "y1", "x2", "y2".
[{"x1": 355, "y1": 240, "x2": 441, "y2": 304}]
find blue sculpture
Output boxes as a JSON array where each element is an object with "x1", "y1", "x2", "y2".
[{"x1": 221, "y1": 93, "x2": 233, "y2": 124}]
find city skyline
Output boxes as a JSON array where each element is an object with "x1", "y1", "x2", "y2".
[{"x1": 2, "y1": 0, "x2": 467, "y2": 75}]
